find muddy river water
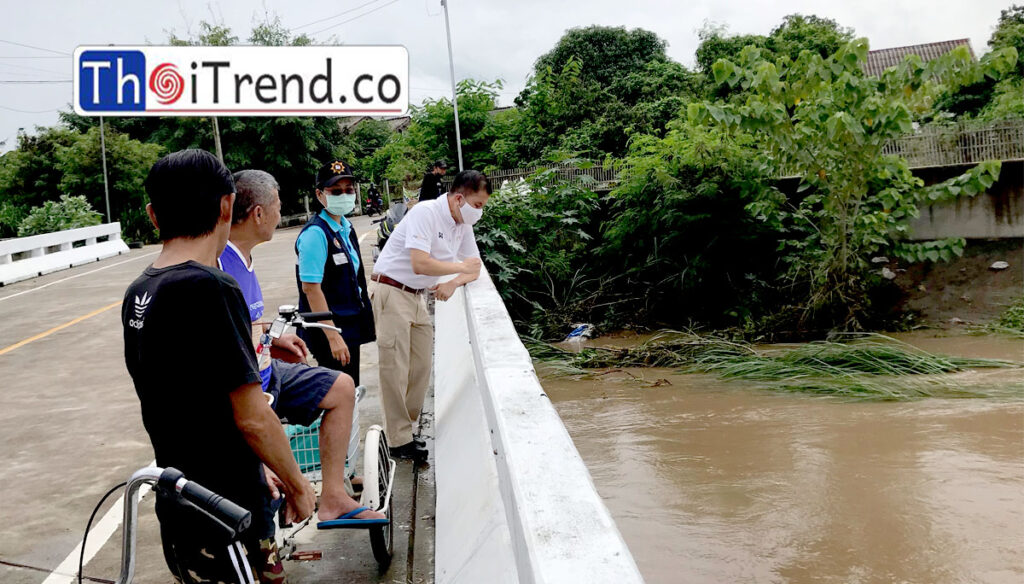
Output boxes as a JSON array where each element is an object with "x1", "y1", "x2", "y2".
[{"x1": 543, "y1": 333, "x2": 1024, "y2": 583}]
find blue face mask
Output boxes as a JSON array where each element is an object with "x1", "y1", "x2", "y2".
[{"x1": 325, "y1": 193, "x2": 356, "y2": 216}]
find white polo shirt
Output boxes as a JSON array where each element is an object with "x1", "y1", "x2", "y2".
[{"x1": 372, "y1": 195, "x2": 480, "y2": 290}]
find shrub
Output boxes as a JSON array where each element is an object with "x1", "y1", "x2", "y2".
[{"x1": 17, "y1": 195, "x2": 102, "y2": 237}]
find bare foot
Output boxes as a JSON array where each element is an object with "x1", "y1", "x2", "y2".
[{"x1": 318, "y1": 490, "x2": 386, "y2": 522}]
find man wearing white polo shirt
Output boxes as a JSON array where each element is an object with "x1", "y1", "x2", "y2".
[{"x1": 370, "y1": 170, "x2": 490, "y2": 460}]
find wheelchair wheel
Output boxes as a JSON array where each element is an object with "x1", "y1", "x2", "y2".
[{"x1": 362, "y1": 425, "x2": 394, "y2": 570}]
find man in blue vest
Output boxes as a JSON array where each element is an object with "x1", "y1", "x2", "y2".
[{"x1": 295, "y1": 160, "x2": 375, "y2": 386}]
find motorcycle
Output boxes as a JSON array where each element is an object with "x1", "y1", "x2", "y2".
[
  {"x1": 371, "y1": 194, "x2": 410, "y2": 261},
  {"x1": 365, "y1": 189, "x2": 384, "y2": 216}
]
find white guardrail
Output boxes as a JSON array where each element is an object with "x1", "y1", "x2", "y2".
[
  {"x1": 0, "y1": 223, "x2": 129, "y2": 286},
  {"x1": 433, "y1": 266, "x2": 644, "y2": 584}
]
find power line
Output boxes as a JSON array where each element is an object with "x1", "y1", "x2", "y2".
[
  {"x1": 0, "y1": 61, "x2": 66, "y2": 75},
  {"x1": 412, "y1": 86, "x2": 521, "y2": 95},
  {"x1": 0, "y1": 39, "x2": 70, "y2": 56},
  {"x1": 0, "y1": 69, "x2": 59, "y2": 78},
  {"x1": 308, "y1": 0, "x2": 402, "y2": 36},
  {"x1": 0, "y1": 105, "x2": 61, "y2": 114},
  {"x1": 291, "y1": 0, "x2": 387, "y2": 31}
]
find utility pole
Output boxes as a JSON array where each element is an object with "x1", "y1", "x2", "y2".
[
  {"x1": 441, "y1": 0, "x2": 464, "y2": 171},
  {"x1": 211, "y1": 117, "x2": 224, "y2": 163},
  {"x1": 99, "y1": 116, "x2": 112, "y2": 223}
]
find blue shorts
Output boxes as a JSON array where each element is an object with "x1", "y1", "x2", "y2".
[{"x1": 267, "y1": 360, "x2": 339, "y2": 427}]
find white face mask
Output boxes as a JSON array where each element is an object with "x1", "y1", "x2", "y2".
[{"x1": 460, "y1": 200, "x2": 483, "y2": 226}]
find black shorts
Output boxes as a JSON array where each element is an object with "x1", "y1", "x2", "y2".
[{"x1": 266, "y1": 359, "x2": 338, "y2": 427}]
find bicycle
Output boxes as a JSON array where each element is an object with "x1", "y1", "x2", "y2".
[
  {"x1": 100, "y1": 466, "x2": 252, "y2": 584},
  {"x1": 85, "y1": 306, "x2": 396, "y2": 583},
  {"x1": 262, "y1": 305, "x2": 397, "y2": 570}
]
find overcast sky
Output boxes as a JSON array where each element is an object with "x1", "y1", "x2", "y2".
[{"x1": 0, "y1": 0, "x2": 1012, "y2": 152}]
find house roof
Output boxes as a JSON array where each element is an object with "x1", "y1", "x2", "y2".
[
  {"x1": 338, "y1": 116, "x2": 370, "y2": 132},
  {"x1": 385, "y1": 116, "x2": 411, "y2": 132},
  {"x1": 337, "y1": 115, "x2": 411, "y2": 134},
  {"x1": 864, "y1": 39, "x2": 975, "y2": 77}
]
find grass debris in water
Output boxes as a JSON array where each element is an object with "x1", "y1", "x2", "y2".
[{"x1": 530, "y1": 331, "x2": 1022, "y2": 400}]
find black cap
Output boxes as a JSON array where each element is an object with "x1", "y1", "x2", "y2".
[
  {"x1": 316, "y1": 159, "x2": 356, "y2": 190},
  {"x1": 433, "y1": 159, "x2": 448, "y2": 169}
]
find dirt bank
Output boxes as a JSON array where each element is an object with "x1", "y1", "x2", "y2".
[{"x1": 892, "y1": 238, "x2": 1022, "y2": 328}]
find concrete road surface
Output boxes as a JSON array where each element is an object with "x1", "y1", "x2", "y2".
[{"x1": 0, "y1": 213, "x2": 434, "y2": 584}]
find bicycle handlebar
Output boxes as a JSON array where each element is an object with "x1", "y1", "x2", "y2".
[
  {"x1": 118, "y1": 467, "x2": 252, "y2": 584},
  {"x1": 298, "y1": 311, "x2": 333, "y2": 322},
  {"x1": 180, "y1": 480, "x2": 252, "y2": 535},
  {"x1": 157, "y1": 468, "x2": 251, "y2": 537}
]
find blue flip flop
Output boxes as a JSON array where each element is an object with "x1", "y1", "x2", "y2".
[{"x1": 316, "y1": 506, "x2": 390, "y2": 529}]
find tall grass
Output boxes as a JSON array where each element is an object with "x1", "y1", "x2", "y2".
[
  {"x1": 985, "y1": 296, "x2": 1024, "y2": 338},
  {"x1": 531, "y1": 331, "x2": 1022, "y2": 400}
]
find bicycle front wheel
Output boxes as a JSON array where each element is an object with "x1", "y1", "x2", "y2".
[{"x1": 362, "y1": 425, "x2": 394, "y2": 570}]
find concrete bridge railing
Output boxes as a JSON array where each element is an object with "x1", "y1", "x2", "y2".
[
  {"x1": 0, "y1": 223, "x2": 129, "y2": 286},
  {"x1": 433, "y1": 265, "x2": 644, "y2": 584}
]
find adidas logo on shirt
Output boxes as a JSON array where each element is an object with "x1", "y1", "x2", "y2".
[{"x1": 129, "y1": 291, "x2": 151, "y2": 330}]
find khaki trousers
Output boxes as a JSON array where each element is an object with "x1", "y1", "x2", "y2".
[{"x1": 371, "y1": 283, "x2": 433, "y2": 448}]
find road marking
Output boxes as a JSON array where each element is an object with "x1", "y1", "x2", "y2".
[
  {"x1": 0, "y1": 251, "x2": 158, "y2": 303},
  {"x1": 359, "y1": 229, "x2": 372, "y2": 244},
  {"x1": 41, "y1": 461, "x2": 157, "y2": 584},
  {"x1": 0, "y1": 300, "x2": 122, "y2": 356}
]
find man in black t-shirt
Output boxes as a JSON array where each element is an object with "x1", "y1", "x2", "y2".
[
  {"x1": 417, "y1": 159, "x2": 447, "y2": 201},
  {"x1": 122, "y1": 149, "x2": 315, "y2": 584}
]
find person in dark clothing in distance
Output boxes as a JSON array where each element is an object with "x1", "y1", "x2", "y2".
[{"x1": 417, "y1": 159, "x2": 448, "y2": 201}]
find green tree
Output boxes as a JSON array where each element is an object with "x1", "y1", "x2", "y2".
[
  {"x1": 372, "y1": 79, "x2": 509, "y2": 188},
  {"x1": 601, "y1": 123, "x2": 777, "y2": 328},
  {"x1": 17, "y1": 195, "x2": 102, "y2": 236},
  {"x1": 407, "y1": 79, "x2": 507, "y2": 170},
  {"x1": 502, "y1": 26, "x2": 697, "y2": 164},
  {"x1": 695, "y1": 22, "x2": 766, "y2": 78},
  {"x1": 0, "y1": 127, "x2": 80, "y2": 215},
  {"x1": 0, "y1": 201, "x2": 28, "y2": 239},
  {"x1": 695, "y1": 15, "x2": 854, "y2": 98},
  {"x1": 369, "y1": 136, "x2": 428, "y2": 187},
  {"x1": 474, "y1": 168, "x2": 604, "y2": 338},
  {"x1": 691, "y1": 39, "x2": 1017, "y2": 328},
  {"x1": 533, "y1": 26, "x2": 669, "y2": 89},
  {"x1": 766, "y1": 14, "x2": 854, "y2": 62},
  {"x1": 975, "y1": 6, "x2": 1024, "y2": 120},
  {"x1": 249, "y1": 14, "x2": 314, "y2": 47},
  {"x1": 56, "y1": 127, "x2": 164, "y2": 242},
  {"x1": 990, "y1": 5, "x2": 1024, "y2": 76},
  {"x1": 934, "y1": 6, "x2": 1023, "y2": 119}
]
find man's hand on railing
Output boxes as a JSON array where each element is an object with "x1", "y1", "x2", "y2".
[{"x1": 432, "y1": 280, "x2": 458, "y2": 301}]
